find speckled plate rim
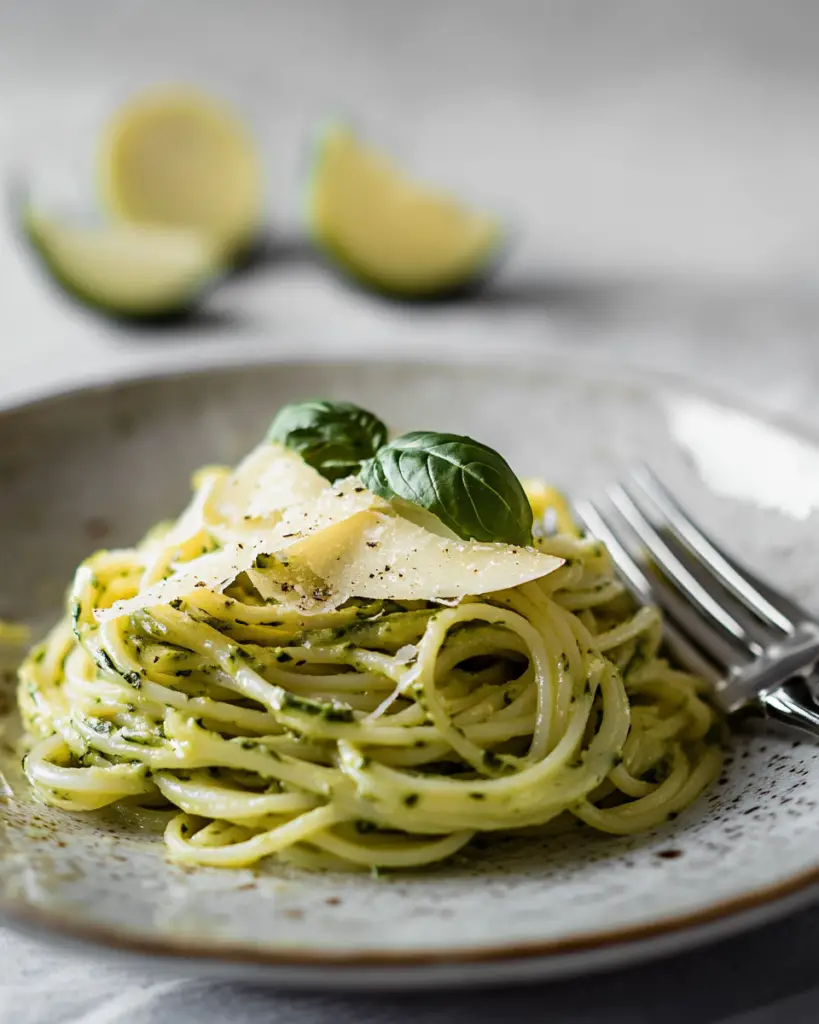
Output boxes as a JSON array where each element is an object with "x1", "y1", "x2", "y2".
[
  {"x1": 3, "y1": 352, "x2": 819, "y2": 988},
  {"x1": 3, "y1": 868, "x2": 819, "y2": 989}
]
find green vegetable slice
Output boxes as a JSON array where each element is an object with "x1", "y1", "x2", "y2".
[
  {"x1": 23, "y1": 209, "x2": 222, "y2": 319},
  {"x1": 98, "y1": 86, "x2": 263, "y2": 260},
  {"x1": 307, "y1": 127, "x2": 502, "y2": 298}
]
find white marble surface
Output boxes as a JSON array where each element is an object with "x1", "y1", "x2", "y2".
[{"x1": 3, "y1": 1, "x2": 819, "y2": 1020}]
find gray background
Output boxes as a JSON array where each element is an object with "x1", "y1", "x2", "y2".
[{"x1": 3, "y1": 1, "x2": 819, "y2": 1020}]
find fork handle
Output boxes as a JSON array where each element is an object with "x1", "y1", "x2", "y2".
[{"x1": 760, "y1": 680, "x2": 819, "y2": 738}]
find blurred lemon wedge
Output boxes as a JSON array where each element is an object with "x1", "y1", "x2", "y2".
[
  {"x1": 523, "y1": 481, "x2": 580, "y2": 537},
  {"x1": 23, "y1": 209, "x2": 222, "y2": 319},
  {"x1": 99, "y1": 86, "x2": 262, "y2": 258},
  {"x1": 308, "y1": 127, "x2": 501, "y2": 297}
]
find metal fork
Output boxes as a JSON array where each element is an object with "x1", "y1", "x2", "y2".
[{"x1": 574, "y1": 466, "x2": 819, "y2": 737}]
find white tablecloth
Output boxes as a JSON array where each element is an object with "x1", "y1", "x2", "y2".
[{"x1": 4, "y1": 2, "x2": 819, "y2": 1019}]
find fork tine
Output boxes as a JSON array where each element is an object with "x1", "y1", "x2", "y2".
[
  {"x1": 724, "y1": 557, "x2": 815, "y2": 634},
  {"x1": 580, "y1": 483, "x2": 819, "y2": 732},
  {"x1": 632, "y1": 466, "x2": 797, "y2": 634},
  {"x1": 573, "y1": 499, "x2": 652, "y2": 604},
  {"x1": 574, "y1": 499, "x2": 722, "y2": 684},
  {"x1": 609, "y1": 484, "x2": 766, "y2": 655}
]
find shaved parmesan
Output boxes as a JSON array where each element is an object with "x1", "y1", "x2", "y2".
[
  {"x1": 147, "y1": 467, "x2": 227, "y2": 552},
  {"x1": 282, "y1": 509, "x2": 563, "y2": 605},
  {"x1": 215, "y1": 442, "x2": 327, "y2": 524},
  {"x1": 245, "y1": 488, "x2": 389, "y2": 607},
  {"x1": 96, "y1": 478, "x2": 384, "y2": 621},
  {"x1": 269, "y1": 478, "x2": 386, "y2": 540},
  {"x1": 95, "y1": 455, "x2": 562, "y2": 622},
  {"x1": 95, "y1": 542, "x2": 268, "y2": 621}
]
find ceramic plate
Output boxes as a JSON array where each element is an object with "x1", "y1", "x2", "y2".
[{"x1": 2, "y1": 357, "x2": 819, "y2": 990}]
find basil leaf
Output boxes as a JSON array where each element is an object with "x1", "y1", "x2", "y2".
[
  {"x1": 361, "y1": 431, "x2": 533, "y2": 546},
  {"x1": 267, "y1": 400, "x2": 387, "y2": 481}
]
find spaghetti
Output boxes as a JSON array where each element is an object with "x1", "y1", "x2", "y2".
[{"x1": 17, "y1": 429, "x2": 723, "y2": 871}]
